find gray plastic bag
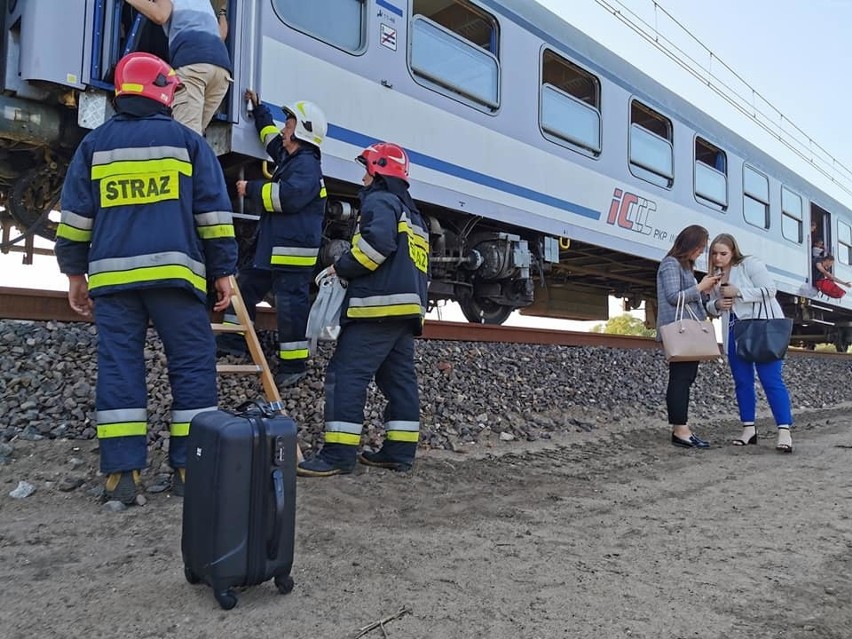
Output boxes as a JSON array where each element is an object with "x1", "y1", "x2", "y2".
[{"x1": 305, "y1": 268, "x2": 346, "y2": 354}]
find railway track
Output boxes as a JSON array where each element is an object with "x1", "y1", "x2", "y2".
[{"x1": 1, "y1": 286, "x2": 848, "y2": 358}]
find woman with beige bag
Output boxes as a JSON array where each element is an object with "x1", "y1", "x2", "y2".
[{"x1": 656, "y1": 225, "x2": 721, "y2": 449}]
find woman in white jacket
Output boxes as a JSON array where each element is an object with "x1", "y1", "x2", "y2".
[{"x1": 707, "y1": 233, "x2": 793, "y2": 452}]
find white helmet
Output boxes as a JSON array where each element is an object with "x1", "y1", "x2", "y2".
[{"x1": 283, "y1": 100, "x2": 327, "y2": 148}]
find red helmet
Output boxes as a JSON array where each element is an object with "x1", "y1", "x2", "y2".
[
  {"x1": 356, "y1": 143, "x2": 410, "y2": 182},
  {"x1": 114, "y1": 52, "x2": 182, "y2": 108}
]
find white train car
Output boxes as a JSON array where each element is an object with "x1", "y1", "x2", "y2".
[{"x1": 1, "y1": 0, "x2": 851, "y2": 348}]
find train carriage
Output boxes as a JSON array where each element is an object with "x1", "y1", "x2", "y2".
[{"x1": 1, "y1": 0, "x2": 851, "y2": 350}]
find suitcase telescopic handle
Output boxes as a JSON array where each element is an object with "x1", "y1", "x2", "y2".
[
  {"x1": 267, "y1": 469, "x2": 286, "y2": 560},
  {"x1": 236, "y1": 399, "x2": 277, "y2": 418}
]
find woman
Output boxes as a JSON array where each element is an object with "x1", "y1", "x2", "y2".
[
  {"x1": 707, "y1": 233, "x2": 793, "y2": 453},
  {"x1": 814, "y1": 253, "x2": 850, "y2": 299},
  {"x1": 656, "y1": 225, "x2": 720, "y2": 449}
]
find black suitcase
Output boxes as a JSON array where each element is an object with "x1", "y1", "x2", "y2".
[{"x1": 181, "y1": 402, "x2": 297, "y2": 610}]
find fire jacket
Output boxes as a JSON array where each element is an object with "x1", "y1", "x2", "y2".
[
  {"x1": 245, "y1": 103, "x2": 326, "y2": 270},
  {"x1": 334, "y1": 183, "x2": 429, "y2": 333},
  {"x1": 54, "y1": 112, "x2": 237, "y2": 303}
]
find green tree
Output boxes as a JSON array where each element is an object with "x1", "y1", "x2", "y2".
[{"x1": 591, "y1": 314, "x2": 656, "y2": 337}]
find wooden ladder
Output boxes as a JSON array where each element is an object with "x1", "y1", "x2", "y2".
[{"x1": 211, "y1": 275, "x2": 304, "y2": 463}]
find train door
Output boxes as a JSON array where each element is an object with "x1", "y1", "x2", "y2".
[
  {"x1": 810, "y1": 203, "x2": 831, "y2": 282},
  {"x1": 89, "y1": 0, "x2": 233, "y2": 118}
]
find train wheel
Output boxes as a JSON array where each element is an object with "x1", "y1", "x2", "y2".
[
  {"x1": 8, "y1": 165, "x2": 65, "y2": 241},
  {"x1": 459, "y1": 296, "x2": 513, "y2": 325}
]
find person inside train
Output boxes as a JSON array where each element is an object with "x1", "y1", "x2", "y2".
[
  {"x1": 222, "y1": 89, "x2": 328, "y2": 388},
  {"x1": 297, "y1": 142, "x2": 429, "y2": 477},
  {"x1": 706, "y1": 233, "x2": 794, "y2": 452},
  {"x1": 814, "y1": 254, "x2": 850, "y2": 299},
  {"x1": 655, "y1": 224, "x2": 719, "y2": 449},
  {"x1": 123, "y1": 0, "x2": 231, "y2": 135},
  {"x1": 53, "y1": 52, "x2": 237, "y2": 504}
]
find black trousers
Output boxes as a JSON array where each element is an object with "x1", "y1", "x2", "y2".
[{"x1": 666, "y1": 360, "x2": 699, "y2": 426}]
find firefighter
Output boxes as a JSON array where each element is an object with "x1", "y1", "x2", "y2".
[
  {"x1": 54, "y1": 52, "x2": 238, "y2": 505},
  {"x1": 297, "y1": 142, "x2": 429, "y2": 477},
  {"x1": 229, "y1": 89, "x2": 327, "y2": 388}
]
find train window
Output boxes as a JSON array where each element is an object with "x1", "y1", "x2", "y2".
[
  {"x1": 410, "y1": 1, "x2": 500, "y2": 109},
  {"x1": 629, "y1": 101, "x2": 673, "y2": 188},
  {"x1": 839, "y1": 221, "x2": 852, "y2": 265},
  {"x1": 694, "y1": 137, "x2": 727, "y2": 208},
  {"x1": 272, "y1": 0, "x2": 366, "y2": 52},
  {"x1": 781, "y1": 187, "x2": 803, "y2": 244},
  {"x1": 743, "y1": 165, "x2": 769, "y2": 229},
  {"x1": 540, "y1": 50, "x2": 601, "y2": 155}
]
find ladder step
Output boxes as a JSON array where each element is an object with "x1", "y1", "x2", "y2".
[
  {"x1": 210, "y1": 323, "x2": 247, "y2": 333},
  {"x1": 217, "y1": 364, "x2": 263, "y2": 374}
]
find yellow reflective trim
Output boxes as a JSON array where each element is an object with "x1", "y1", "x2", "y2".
[
  {"x1": 387, "y1": 430, "x2": 420, "y2": 443},
  {"x1": 259, "y1": 125, "x2": 279, "y2": 142},
  {"x1": 89, "y1": 264, "x2": 207, "y2": 293},
  {"x1": 270, "y1": 255, "x2": 317, "y2": 267},
  {"x1": 278, "y1": 348, "x2": 309, "y2": 360},
  {"x1": 91, "y1": 158, "x2": 192, "y2": 179},
  {"x1": 97, "y1": 422, "x2": 147, "y2": 439},
  {"x1": 56, "y1": 224, "x2": 92, "y2": 242},
  {"x1": 319, "y1": 187, "x2": 327, "y2": 198},
  {"x1": 261, "y1": 182, "x2": 275, "y2": 212},
  {"x1": 171, "y1": 422, "x2": 190, "y2": 437},
  {"x1": 197, "y1": 224, "x2": 236, "y2": 239},
  {"x1": 347, "y1": 303, "x2": 423, "y2": 319},
  {"x1": 324, "y1": 432, "x2": 361, "y2": 446},
  {"x1": 120, "y1": 82, "x2": 144, "y2": 94},
  {"x1": 99, "y1": 170, "x2": 179, "y2": 208},
  {"x1": 351, "y1": 244, "x2": 380, "y2": 271}
]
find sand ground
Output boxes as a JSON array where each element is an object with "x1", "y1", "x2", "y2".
[{"x1": 1, "y1": 406, "x2": 851, "y2": 639}]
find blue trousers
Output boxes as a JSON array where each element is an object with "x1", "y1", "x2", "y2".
[
  {"x1": 94, "y1": 288, "x2": 217, "y2": 474},
  {"x1": 224, "y1": 267, "x2": 312, "y2": 374},
  {"x1": 728, "y1": 324, "x2": 793, "y2": 426},
  {"x1": 323, "y1": 321, "x2": 420, "y2": 450}
]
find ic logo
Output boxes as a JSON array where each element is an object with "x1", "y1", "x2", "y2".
[{"x1": 606, "y1": 188, "x2": 656, "y2": 236}]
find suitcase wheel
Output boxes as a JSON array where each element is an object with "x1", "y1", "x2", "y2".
[
  {"x1": 215, "y1": 589, "x2": 238, "y2": 610},
  {"x1": 184, "y1": 566, "x2": 201, "y2": 585},
  {"x1": 274, "y1": 575, "x2": 294, "y2": 595}
]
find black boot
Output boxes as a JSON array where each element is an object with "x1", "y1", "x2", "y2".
[
  {"x1": 359, "y1": 441, "x2": 416, "y2": 472},
  {"x1": 297, "y1": 444, "x2": 357, "y2": 477}
]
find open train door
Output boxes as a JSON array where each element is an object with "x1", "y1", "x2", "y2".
[
  {"x1": 809, "y1": 203, "x2": 831, "y2": 282},
  {"x1": 86, "y1": 1, "x2": 235, "y2": 143}
]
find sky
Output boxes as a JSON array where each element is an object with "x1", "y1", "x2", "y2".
[{"x1": 3, "y1": 0, "x2": 851, "y2": 328}]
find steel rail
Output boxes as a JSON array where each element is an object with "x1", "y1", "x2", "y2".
[{"x1": 1, "y1": 286, "x2": 848, "y2": 358}]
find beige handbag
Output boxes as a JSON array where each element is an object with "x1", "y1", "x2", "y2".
[{"x1": 660, "y1": 292, "x2": 721, "y2": 362}]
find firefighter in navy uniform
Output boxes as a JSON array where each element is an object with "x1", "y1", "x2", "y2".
[
  {"x1": 298, "y1": 142, "x2": 429, "y2": 477},
  {"x1": 226, "y1": 90, "x2": 328, "y2": 388},
  {"x1": 54, "y1": 52, "x2": 238, "y2": 505}
]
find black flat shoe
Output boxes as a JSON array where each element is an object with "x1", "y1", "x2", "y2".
[{"x1": 671, "y1": 433, "x2": 710, "y2": 449}]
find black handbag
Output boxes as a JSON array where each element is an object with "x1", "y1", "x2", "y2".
[{"x1": 733, "y1": 289, "x2": 793, "y2": 363}]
